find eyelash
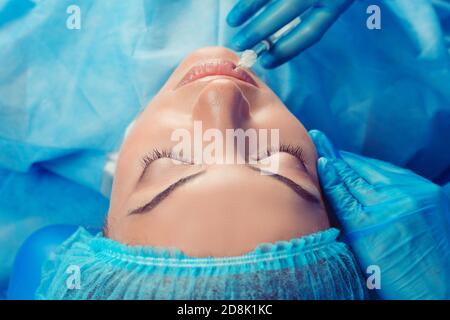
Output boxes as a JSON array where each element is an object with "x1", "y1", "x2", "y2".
[
  {"x1": 141, "y1": 149, "x2": 177, "y2": 168},
  {"x1": 141, "y1": 144, "x2": 306, "y2": 169},
  {"x1": 258, "y1": 144, "x2": 307, "y2": 170},
  {"x1": 264, "y1": 144, "x2": 305, "y2": 162}
]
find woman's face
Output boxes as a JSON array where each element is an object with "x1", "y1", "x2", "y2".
[{"x1": 107, "y1": 47, "x2": 329, "y2": 257}]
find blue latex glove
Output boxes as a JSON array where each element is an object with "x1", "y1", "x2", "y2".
[
  {"x1": 7, "y1": 225, "x2": 99, "y2": 300},
  {"x1": 309, "y1": 130, "x2": 450, "y2": 300},
  {"x1": 227, "y1": 0, "x2": 354, "y2": 68}
]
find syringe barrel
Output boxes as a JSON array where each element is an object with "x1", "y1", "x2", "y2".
[
  {"x1": 251, "y1": 17, "x2": 301, "y2": 57},
  {"x1": 253, "y1": 40, "x2": 272, "y2": 56}
]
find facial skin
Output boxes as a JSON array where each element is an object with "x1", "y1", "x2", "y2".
[{"x1": 106, "y1": 47, "x2": 330, "y2": 257}]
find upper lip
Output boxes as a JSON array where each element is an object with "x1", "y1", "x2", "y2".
[{"x1": 176, "y1": 59, "x2": 258, "y2": 88}]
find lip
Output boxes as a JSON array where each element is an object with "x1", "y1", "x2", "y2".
[{"x1": 176, "y1": 60, "x2": 258, "y2": 89}]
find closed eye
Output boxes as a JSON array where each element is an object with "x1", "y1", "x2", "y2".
[
  {"x1": 140, "y1": 149, "x2": 193, "y2": 181},
  {"x1": 139, "y1": 144, "x2": 307, "y2": 180},
  {"x1": 257, "y1": 144, "x2": 307, "y2": 170}
]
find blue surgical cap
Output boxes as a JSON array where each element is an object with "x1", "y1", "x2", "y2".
[{"x1": 36, "y1": 227, "x2": 368, "y2": 300}]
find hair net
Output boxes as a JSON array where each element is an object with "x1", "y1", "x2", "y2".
[{"x1": 36, "y1": 227, "x2": 368, "y2": 300}]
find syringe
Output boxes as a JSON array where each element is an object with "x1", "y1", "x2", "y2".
[{"x1": 235, "y1": 17, "x2": 302, "y2": 70}]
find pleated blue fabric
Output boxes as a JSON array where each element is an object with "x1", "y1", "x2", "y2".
[{"x1": 36, "y1": 227, "x2": 368, "y2": 300}]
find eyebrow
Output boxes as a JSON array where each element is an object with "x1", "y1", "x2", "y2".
[
  {"x1": 128, "y1": 171, "x2": 205, "y2": 215},
  {"x1": 128, "y1": 166, "x2": 321, "y2": 216}
]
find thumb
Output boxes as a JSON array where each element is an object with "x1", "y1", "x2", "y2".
[
  {"x1": 309, "y1": 130, "x2": 341, "y2": 159},
  {"x1": 317, "y1": 157, "x2": 363, "y2": 231}
]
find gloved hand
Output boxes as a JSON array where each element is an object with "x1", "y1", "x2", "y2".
[
  {"x1": 227, "y1": 0, "x2": 354, "y2": 68},
  {"x1": 309, "y1": 130, "x2": 450, "y2": 300}
]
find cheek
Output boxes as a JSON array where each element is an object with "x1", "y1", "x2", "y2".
[
  {"x1": 301, "y1": 142, "x2": 320, "y2": 186},
  {"x1": 107, "y1": 128, "x2": 153, "y2": 217},
  {"x1": 107, "y1": 215, "x2": 138, "y2": 244}
]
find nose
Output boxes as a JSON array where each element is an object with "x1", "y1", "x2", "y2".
[{"x1": 192, "y1": 79, "x2": 250, "y2": 131}]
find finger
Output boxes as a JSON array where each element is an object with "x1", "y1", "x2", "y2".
[
  {"x1": 308, "y1": 129, "x2": 341, "y2": 159},
  {"x1": 318, "y1": 157, "x2": 363, "y2": 226},
  {"x1": 227, "y1": 0, "x2": 271, "y2": 27},
  {"x1": 331, "y1": 158, "x2": 381, "y2": 206},
  {"x1": 231, "y1": 0, "x2": 311, "y2": 51},
  {"x1": 259, "y1": 6, "x2": 341, "y2": 68},
  {"x1": 339, "y1": 151, "x2": 426, "y2": 185}
]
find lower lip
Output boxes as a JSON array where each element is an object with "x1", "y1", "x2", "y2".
[{"x1": 176, "y1": 60, "x2": 258, "y2": 88}]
